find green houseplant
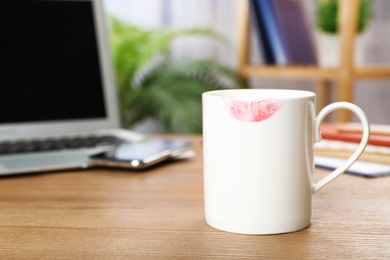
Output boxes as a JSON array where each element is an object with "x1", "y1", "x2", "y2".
[
  {"x1": 316, "y1": 0, "x2": 372, "y2": 34},
  {"x1": 315, "y1": 0, "x2": 373, "y2": 67},
  {"x1": 109, "y1": 18, "x2": 244, "y2": 134}
]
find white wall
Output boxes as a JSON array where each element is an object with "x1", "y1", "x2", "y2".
[{"x1": 104, "y1": 0, "x2": 390, "y2": 125}]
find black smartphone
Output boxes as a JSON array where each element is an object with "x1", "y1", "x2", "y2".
[{"x1": 89, "y1": 138, "x2": 192, "y2": 169}]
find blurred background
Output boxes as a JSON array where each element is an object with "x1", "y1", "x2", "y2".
[{"x1": 104, "y1": 0, "x2": 390, "y2": 133}]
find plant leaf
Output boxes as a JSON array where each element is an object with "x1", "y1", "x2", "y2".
[{"x1": 109, "y1": 18, "x2": 244, "y2": 133}]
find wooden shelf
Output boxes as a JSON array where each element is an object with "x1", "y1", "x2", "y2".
[
  {"x1": 239, "y1": 66, "x2": 338, "y2": 80},
  {"x1": 355, "y1": 66, "x2": 390, "y2": 79},
  {"x1": 237, "y1": 0, "x2": 390, "y2": 122}
]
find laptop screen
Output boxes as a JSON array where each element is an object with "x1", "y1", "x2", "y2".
[
  {"x1": 1, "y1": 0, "x2": 107, "y2": 124},
  {"x1": 0, "y1": 0, "x2": 120, "y2": 140}
]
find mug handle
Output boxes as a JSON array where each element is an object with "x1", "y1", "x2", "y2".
[{"x1": 312, "y1": 102, "x2": 370, "y2": 193}]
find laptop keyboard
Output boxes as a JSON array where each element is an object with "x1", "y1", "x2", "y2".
[{"x1": 0, "y1": 135, "x2": 123, "y2": 155}]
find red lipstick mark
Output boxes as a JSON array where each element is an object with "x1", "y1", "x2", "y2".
[{"x1": 223, "y1": 98, "x2": 283, "y2": 122}]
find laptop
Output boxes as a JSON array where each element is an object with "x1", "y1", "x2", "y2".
[{"x1": 0, "y1": 0, "x2": 149, "y2": 175}]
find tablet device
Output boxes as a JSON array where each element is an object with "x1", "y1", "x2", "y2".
[{"x1": 89, "y1": 138, "x2": 192, "y2": 169}]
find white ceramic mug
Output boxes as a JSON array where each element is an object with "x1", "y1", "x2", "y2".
[{"x1": 202, "y1": 89, "x2": 370, "y2": 235}]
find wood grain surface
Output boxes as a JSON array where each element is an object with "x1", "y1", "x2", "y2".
[{"x1": 0, "y1": 135, "x2": 389, "y2": 259}]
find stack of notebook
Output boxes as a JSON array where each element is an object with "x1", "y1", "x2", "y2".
[{"x1": 315, "y1": 123, "x2": 390, "y2": 177}]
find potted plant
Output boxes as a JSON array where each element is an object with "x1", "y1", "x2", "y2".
[
  {"x1": 109, "y1": 18, "x2": 244, "y2": 134},
  {"x1": 315, "y1": 0, "x2": 373, "y2": 67}
]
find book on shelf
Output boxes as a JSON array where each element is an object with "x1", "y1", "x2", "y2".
[
  {"x1": 270, "y1": 0, "x2": 317, "y2": 65},
  {"x1": 249, "y1": 0, "x2": 275, "y2": 64},
  {"x1": 249, "y1": 0, "x2": 280, "y2": 64},
  {"x1": 250, "y1": 0, "x2": 317, "y2": 65}
]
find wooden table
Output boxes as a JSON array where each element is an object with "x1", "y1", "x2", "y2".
[{"x1": 0, "y1": 135, "x2": 389, "y2": 259}]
